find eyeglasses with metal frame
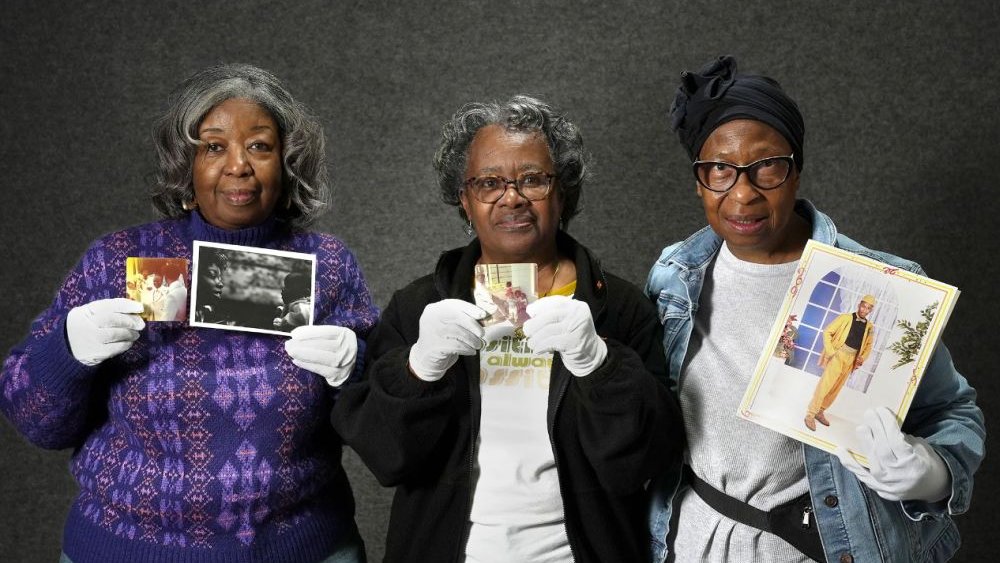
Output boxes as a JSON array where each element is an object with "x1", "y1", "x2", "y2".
[
  {"x1": 462, "y1": 172, "x2": 556, "y2": 203},
  {"x1": 692, "y1": 154, "x2": 795, "y2": 193}
]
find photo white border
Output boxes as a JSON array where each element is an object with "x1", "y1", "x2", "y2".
[{"x1": 189, "y1": 241, "x2": 316, "y2": 337}]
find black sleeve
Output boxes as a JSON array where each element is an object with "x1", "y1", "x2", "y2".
[
  {"x1": 569, "y1": 280, "x2": 685, "y2": 494},
  {"x1": 330, "y1": 286, "x2": 461, "y2": 487}
]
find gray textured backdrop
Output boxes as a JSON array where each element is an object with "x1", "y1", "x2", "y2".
[{"x1": 1, "y1": 2, "x2": 997, "y2": 562}]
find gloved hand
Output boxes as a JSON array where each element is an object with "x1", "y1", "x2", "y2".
[
  {"x1": 836, "y1": 407, "x2": 951, "y2": 503},
  {"x1": 408, "y1": 299, "x2": 487, "y2": 382},
  {"x1": 66, "y1": 298, "x2": 146, "y2": 366},
  {"x1": 522, "y1": 295, "x2": 607, "y2": 377},
  {"x1": 285, "y1": 325, "x2": 357, "y2": 388}
]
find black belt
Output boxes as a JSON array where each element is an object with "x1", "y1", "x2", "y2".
[{"x1": 685, "y1": 466, "x2": 826, "y2": 562}]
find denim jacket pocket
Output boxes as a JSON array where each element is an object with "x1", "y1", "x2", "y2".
[
  {"x1": 901, "y1": 512, "x2": 959, "y2": 562},
  {"x1": 656, "y1": 292, "x2": 691, "y2": 354}
]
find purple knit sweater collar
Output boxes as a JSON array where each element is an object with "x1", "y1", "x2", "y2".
[{"x1": 186, "y1": 210, "x2": 283, "y2": 247}]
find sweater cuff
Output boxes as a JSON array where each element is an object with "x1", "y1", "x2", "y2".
[{"x1": 28, "y1": 316, "x2": 98, "y2": 395}]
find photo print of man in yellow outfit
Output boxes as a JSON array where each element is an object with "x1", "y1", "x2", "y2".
[{"x1": 804, "y1": 295, "x2": 876, "y2": 431}]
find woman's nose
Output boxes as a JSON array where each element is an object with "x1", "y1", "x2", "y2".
[
  {"x1": 497, "y1": 183, "x2": 528, "y2": 206},
  {"x1": 727, "y1": 172, "x2": 762, "y2": 203},
  {"x1": 225, "y1": 147, "x2": 252, "y2": 176}
]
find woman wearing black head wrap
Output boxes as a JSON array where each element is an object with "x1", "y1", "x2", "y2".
[{"x1": 646, "y1": 56, "x2": 984, "y2": 562}]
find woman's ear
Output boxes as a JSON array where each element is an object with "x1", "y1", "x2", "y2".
[{"x1": 459, "y1": 190, "x2": 472, "y2": 221}]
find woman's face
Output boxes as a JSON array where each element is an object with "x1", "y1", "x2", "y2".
[
  {"x1": 696, "y1": 119, "x2": 802, "y2": 264},
  {"x1": 459, "y1": 124, "x2": 563, "y2": 264},
  {"x1": 192, "y1": 98, "x2": 283, "y2": 230},
  {"x1": 200, "y1": 263, "x2": 226, "y2": 303}
]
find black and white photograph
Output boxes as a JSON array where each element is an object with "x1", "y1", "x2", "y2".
[{"x1": 190, "y1": 241, "x2": 316, "y2": 336}]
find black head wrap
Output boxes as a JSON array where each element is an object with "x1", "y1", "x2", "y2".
[{"x1": 670, "y1": 55, "x2": 805, "y2": 170}]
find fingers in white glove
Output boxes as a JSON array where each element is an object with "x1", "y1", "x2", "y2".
[
  {"x1": 835, "y1": 445, "x2": 889, "y2": 495},
  {"x1": 862, "y1": 407, "x2": 908, "y2": 468},
  {"x1": 285, "y1": 325, "x2": 357, "y2": 388},
  {"x1": 408, "y1": 299, "x2": 488, "y2": 382},
  {"x1": 483, "y1": 323, "x2": 515, "y2": 343},
  {"x1": 66, "y1": 298, "x2": 145, "y2": 366},
  {"x1": 522, "y1": 295, "x2": 607, "y2": 377},
  {"x1": 838, "y1": 407, "x2": 951, "y2": 503},
  {"x1": 523, "y1": 293, "x2": 576, "y2": 319}
]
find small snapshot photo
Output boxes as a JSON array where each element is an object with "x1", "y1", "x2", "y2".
[
  {"x1": 125, "y1": 257, "x2": 190, "y2": 322},
  {"x1": 738, "y1": 240, "x2": 959, "y2": 466},
  {"x1": 473, "y1": 263, "x2": 537, "y2": 329},
  {"x1": 190, "y1": 241, "x2": 316, "y2": 336}
]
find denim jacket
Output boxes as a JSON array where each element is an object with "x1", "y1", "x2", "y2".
[{"x1": 645, "y1": 200, "x2": 985, "y2": 562}]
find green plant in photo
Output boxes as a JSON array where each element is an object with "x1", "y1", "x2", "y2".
[{"x1": 888, "y1": 301, "x2": 939, "y2": 370}]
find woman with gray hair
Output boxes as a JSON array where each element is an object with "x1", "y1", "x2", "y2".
[
  {"x1": 333, "y1": 95, "x2": 684, "y2": 562},
  {"x1": 0, "y1": 63, "x2": 378, "y2": 563}
]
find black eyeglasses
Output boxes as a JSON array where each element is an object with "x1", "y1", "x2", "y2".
[
  {"x1": 692, "y1": 154, "x2": 795, "y2": 193},
  {"x1": 462, "y1": 172, "x2": 555, "y2": 203}
]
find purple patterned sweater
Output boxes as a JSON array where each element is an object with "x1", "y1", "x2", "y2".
[{"x1": 0, "y1": 211, "x2": 379, "y2": 563}]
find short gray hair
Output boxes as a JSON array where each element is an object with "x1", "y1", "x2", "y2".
[
  {"x1": 152, "y1": 63, "x2": 329, "y2": 229},
  {"x1": 434, "y1": 95, "x2": 590, "y2": 228}
]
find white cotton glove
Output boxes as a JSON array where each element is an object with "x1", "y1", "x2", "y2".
[
  {"x1": 284, "y1": 325, "x2": 358, "y2": 388},
  {"x1": 66, "y1": 298, "x2": 146, "y2": 366},
  {"x1": 522, "y1": 295, "x2": 607, "y2": 377},
  {"x1": 836, "y1": 407, "x2": 951, "y2": 503},
  {"x1": 408, "y1": 299, "x2": 488, "y2": 382}
]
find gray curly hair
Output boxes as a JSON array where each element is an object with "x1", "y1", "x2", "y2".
[
  {"x1": 151, "y1": 63, "x2": 329, "y2": 229},
  {"x1": 433, "y1": 95, "x2": 590, "y2": 228}
]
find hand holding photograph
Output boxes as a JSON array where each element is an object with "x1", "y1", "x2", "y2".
[
  {"x1": 738, "y1": 240, "x2": 960, "y2": 467},
  {"x1": 190, "y1": 241, "x2": 317, "y2": 336}
]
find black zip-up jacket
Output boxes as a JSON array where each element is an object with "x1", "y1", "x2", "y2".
[{"x1": 333, "y1": 232, "x2": 684, "y2": 562}]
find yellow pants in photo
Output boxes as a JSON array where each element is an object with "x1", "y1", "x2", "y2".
[{"x1": 807, "y1": 345, "x2": 857, "y2": 416}]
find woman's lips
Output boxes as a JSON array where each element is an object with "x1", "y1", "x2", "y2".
[
  {"x1": 496, "y1": 214, "x2": 534, "y2": 230},
  {"x1": 725, "y1": 214, "x2": 766, "y2": 234},
  {"x1": 222, "y1": 189, "x2": 257, "y2": 206}
]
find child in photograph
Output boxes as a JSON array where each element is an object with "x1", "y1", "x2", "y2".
[{"x1": 273, "y1": 270, "x2": 313, "y2": 331}]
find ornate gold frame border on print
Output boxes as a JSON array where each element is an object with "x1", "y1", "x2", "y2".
[{"x1": 738, "y1": 239, "x2": 960, "y2": 467}]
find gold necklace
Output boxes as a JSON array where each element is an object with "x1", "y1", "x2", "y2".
[{"x1": 540, "y1": 259, "x2": 561, "y2": 296}]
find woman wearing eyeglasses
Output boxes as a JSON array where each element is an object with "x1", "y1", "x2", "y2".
[
  {"x1": 333, "y1": 95, "x2": 684, "y2": 562},
  {"x1": 645, "y1": 56, "x2": 984, "y2": 562}
]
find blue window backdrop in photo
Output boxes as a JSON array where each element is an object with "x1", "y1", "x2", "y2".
[{"x1": 786, "y1": 270, "x2": 898, "y2": 392}]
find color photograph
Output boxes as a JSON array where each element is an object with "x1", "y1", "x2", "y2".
[
  {"x1": 474, "y1": 262, "x2": 538, "y2": 329},
  {"x1": 739, "y1": 240, "x2": 960, "y2": 466},
  {"x1": 125, "y1": 257, "x2": 189, "y2": 321}
]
